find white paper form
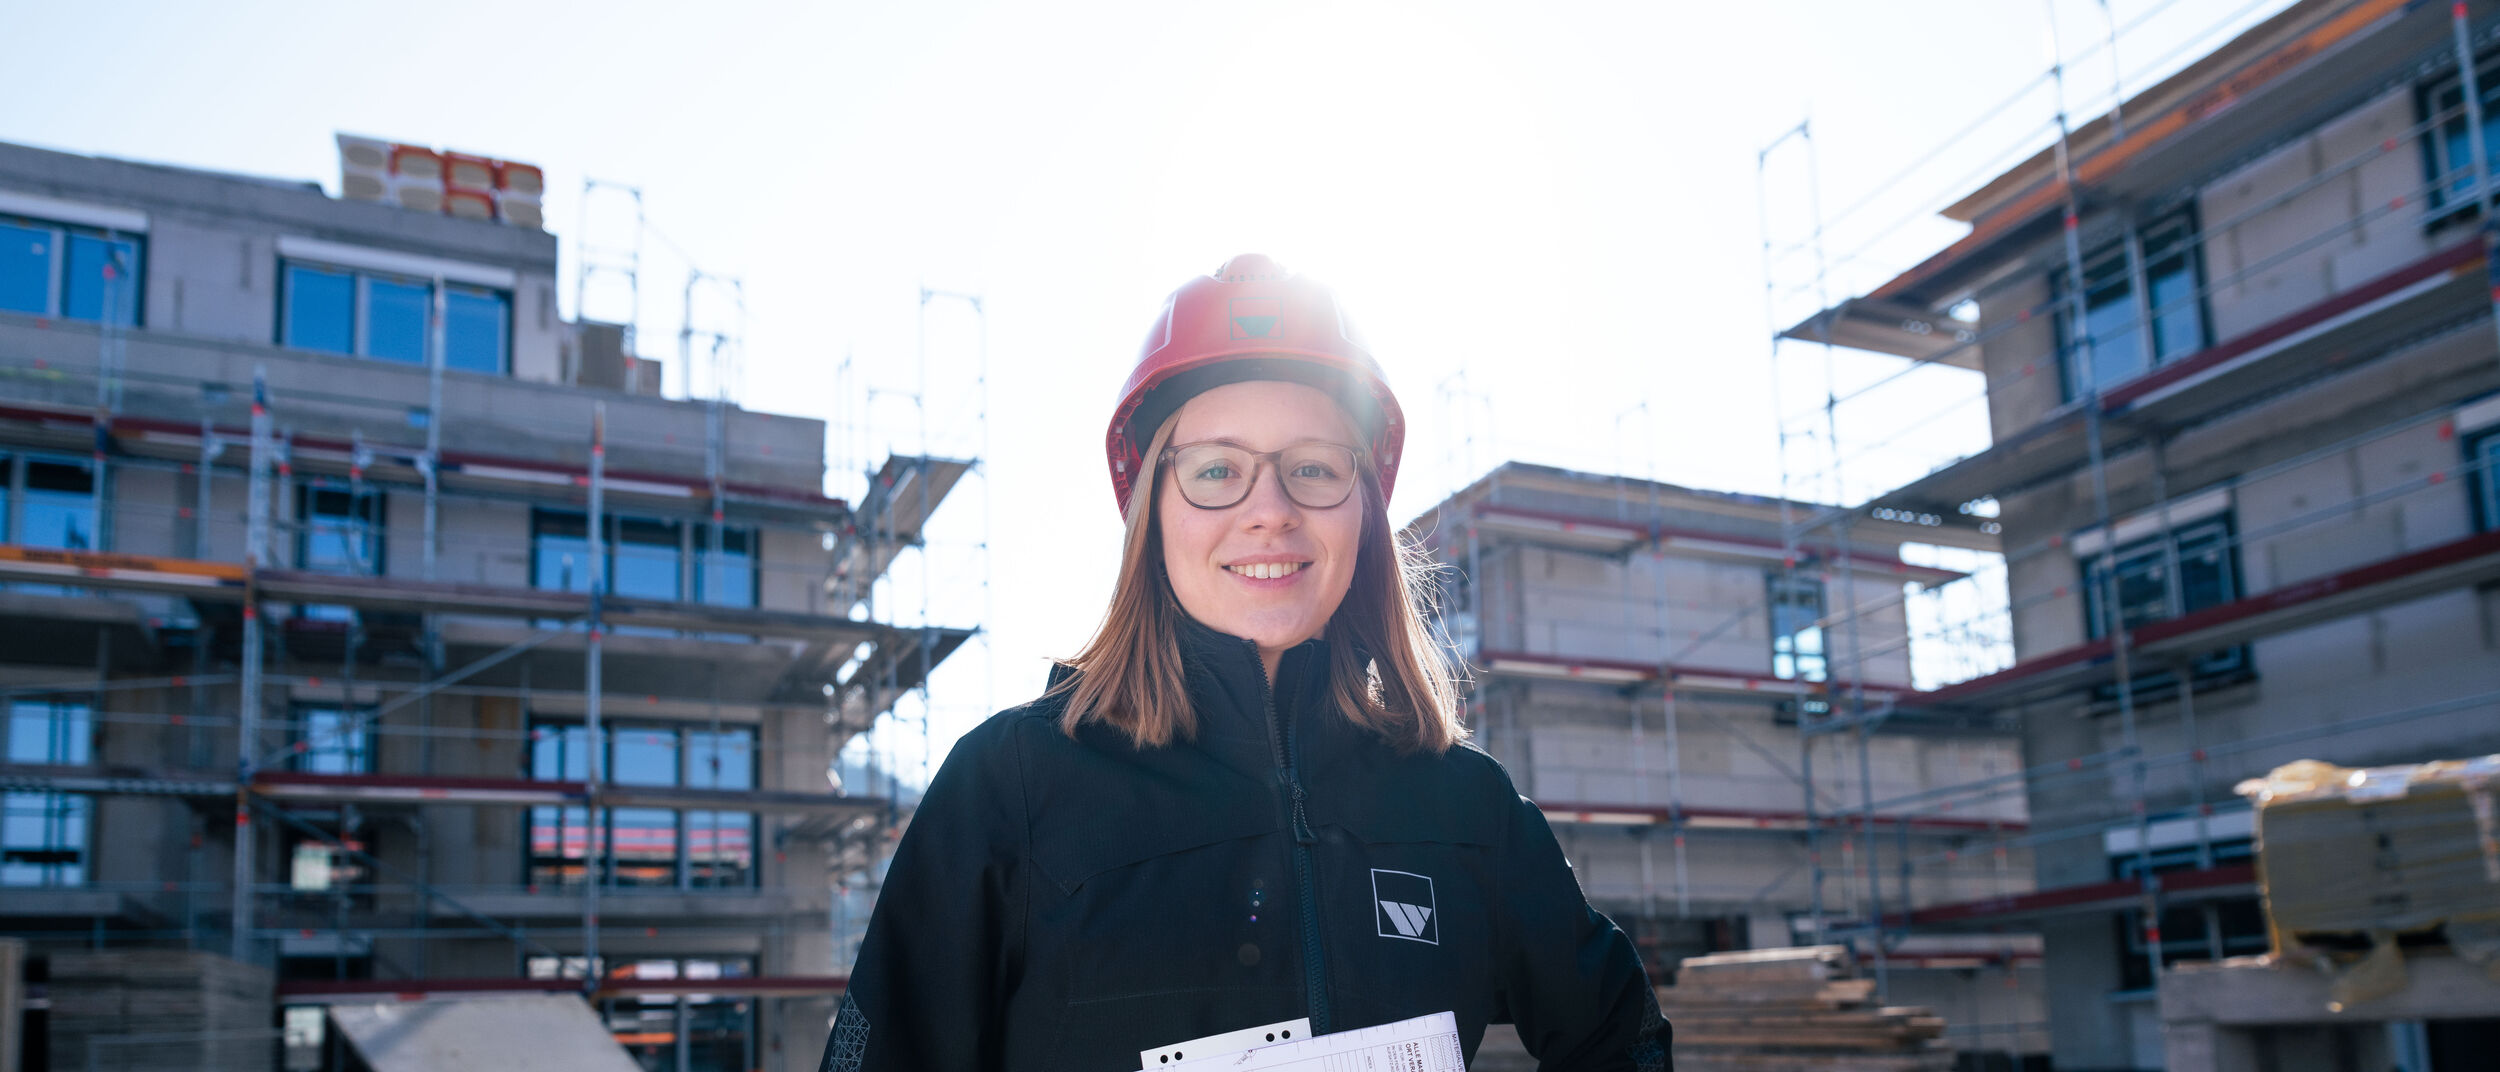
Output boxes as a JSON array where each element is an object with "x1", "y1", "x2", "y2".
[{"x1": 1147, "y1": 1011, "x2": 1463, "y2": 1072}]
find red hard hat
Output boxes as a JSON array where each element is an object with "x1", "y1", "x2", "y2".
[{"x1": 1105, "y1": 254, "x2": 1406, "y2": 513}]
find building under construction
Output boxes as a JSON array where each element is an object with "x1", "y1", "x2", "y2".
[
  {"x1": 0, "y1": 137, "x2": 973, "y2": 1071},
  {"x1": 1405, "y1": 462, "x2": 2052, "y2": 1067},
  {"x1": 1756, "y1": 0, "x2": 2500, "y2": 1068}
]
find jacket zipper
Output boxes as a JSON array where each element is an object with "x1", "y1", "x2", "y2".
[{"x1": 1254, "y1": 641, "x2": 1332, "y2": 1035}]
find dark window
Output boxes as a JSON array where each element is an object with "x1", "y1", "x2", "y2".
[
  {"x1": 1769, "y1": 573, "x2": 1828, "y2": 683},
  {"x1": 0, "y1": 215, "x2": 141, "y2": 326},
  {"x1": 279, "y1": 259, "x2": 509, "y2": 374},
  {"x1": 2082, "y1": 515, "x2": 2251, "y2": 692},
  {"x1": 2422, "y1": 51, "x2": 2500, "y2": 214},
  {"x1": 2471, "y1": 427, "x2": 2500, "y2": 532},
  {"x1": 290, "y1": 705, "x2": 373, "y2": 774},
  {"x1": 2113, "y1": 837, "x2": 2266, "y2": 989},
  {"x1": 2052, "y1": 211, "x2": 2208, "y2": 400},
  {"x1": 4, "y1": 698, "x2": 92, "y2": 887},
  {"x1": 527, "y1": 722, "x2": 757, "y2": 890}
]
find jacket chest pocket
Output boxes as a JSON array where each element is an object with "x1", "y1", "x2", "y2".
[{"x1": 1314, "y1": 827, "x2": 1500, "y2": 1031}]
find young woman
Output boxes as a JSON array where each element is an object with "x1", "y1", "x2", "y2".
[{"x1": 826, "y1": 255, "x2": 1668, "y2": 1071}]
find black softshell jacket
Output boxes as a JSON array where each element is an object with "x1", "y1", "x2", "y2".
[{"x1": 823, "y1": 618, "x2": 1669, "y2": 1071}]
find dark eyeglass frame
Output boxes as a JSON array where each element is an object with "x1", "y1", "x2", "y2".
[{"x1": 1157, "y1": 440, "x2": 1368, "y2": 510}]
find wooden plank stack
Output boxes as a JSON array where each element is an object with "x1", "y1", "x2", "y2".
[
  {"x1": 1664, "y1": 946, "x2": 1953, "y2": 1072},
  {"x1": 44, "y1": 949, "x2": 274, "y2": 1072}
]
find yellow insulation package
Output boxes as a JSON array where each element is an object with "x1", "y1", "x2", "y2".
[{"x1": 2237, "y1": 755, "x2": 2500, "y2": 1007}]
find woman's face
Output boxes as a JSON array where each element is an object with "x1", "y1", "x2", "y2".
[{"x1": 1156, "y1": 380, "x2": 1367, "y2": 666}]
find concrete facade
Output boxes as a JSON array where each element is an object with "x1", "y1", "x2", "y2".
[
  {"x1": 1841, "y1": 2, "x2": 2500, "y2": 1068},
  {"x1": 0, "y1": 140, "x2": 939, "y2": 1072}
]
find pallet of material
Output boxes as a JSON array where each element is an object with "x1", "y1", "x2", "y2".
[
  {"x1": 44, "y1": 949, "x2": 274, "y2": 1072},
  {"x1": 1664, "y1": 946, "x2": 1953, "y2": 1072}
]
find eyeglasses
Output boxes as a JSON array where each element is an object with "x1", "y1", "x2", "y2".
[{"x1": 1159, "y1": 441, "x2": 1364, "y2": 510}]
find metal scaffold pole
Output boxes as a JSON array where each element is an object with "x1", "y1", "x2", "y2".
[
  {"x1": 232, "y1": 366, "x2": 272, "y2": 963},
  {"x1": 584, "y1": 402, "x2": 607, "y2": 984},
  {"x1": 1756, "y1": 117, "x2": 1828, "y2": 945},
  {"x1": 2044, "y1": 0, "x2": 2160, "y2": 989}
]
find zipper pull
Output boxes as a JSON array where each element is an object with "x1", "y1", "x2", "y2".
[{"x1": 1287, "y1": 782, "x2": 1316, "y2": 845}]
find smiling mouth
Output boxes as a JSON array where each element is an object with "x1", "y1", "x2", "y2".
[{"x1": 1226, "y1": 562, "x2": 1308, "y2": 580}]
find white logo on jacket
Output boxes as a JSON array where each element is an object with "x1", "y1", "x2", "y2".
[{"x1": 1370, "y1": 868, "x2": 1438, "y2": 945}]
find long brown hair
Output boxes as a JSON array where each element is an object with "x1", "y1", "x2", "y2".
[{"x1": 1051, "y1": 412, "x2": 1468, "y2": 753}]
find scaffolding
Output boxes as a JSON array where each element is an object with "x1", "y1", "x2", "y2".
[
  {"x1": 1742, "y1": 0, "x2": 2500, "y2": 1060},
  {"x1": 0, "y1": 185, "x2": 985, "y2": 1072}
]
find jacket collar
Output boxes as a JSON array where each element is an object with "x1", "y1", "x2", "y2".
[{"x1": 1172, "y1": 612, "x2": 1332, "y2": 749}]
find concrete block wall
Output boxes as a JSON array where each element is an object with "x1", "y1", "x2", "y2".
[
  {"x1": 1974, "y1": 88, "x2": 2445, "y2": 445},
  {"x1": 1490, "y1": 544, "x2": 1918, "y2": 684},
  {"x1": 2197, "y1": 90, "x2": 2436, "y2": 342}
]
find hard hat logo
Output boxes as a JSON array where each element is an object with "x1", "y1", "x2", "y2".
[{"x1": 1229, "y1": 298, "x2": 1282, "y2": 340}]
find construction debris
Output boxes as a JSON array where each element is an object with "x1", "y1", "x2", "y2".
[{"x1": 1662, "y1": 946, "x2": 1953, "y2": 1072}]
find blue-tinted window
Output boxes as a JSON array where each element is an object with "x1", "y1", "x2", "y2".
[
  {"x1": 613, "y1": 727, "x2": 680, "y2": 787},
  {"x1": 22, "y1": 459, "x2": 96, "y2": 550},
  {"x1": 696, "y1": 528, "x2": 756, "y2": 608},
  {"x1": 526, "y1": 723, "x2": 756, "y2": 890},
  {"x1": 5, "y1": 699, "x2": 93, "y2": 888},
  {"x1": 688, "y1": 729, "x2": 753, "y2": 791},
  {"x1": 2054, "y1": 213, "x2": 2207, "y2": 401},
  {"x1": 62, "y1": 233, "x2": 139, "y2": 326},
  {"x1": 2, "y1": 790, "x2": 87, "y2": 887},
  {"x1": 687, "y1": 727, "x2": 758, "y2": 888},
  {"x1": 291, "y1": 705, "x2": 372, "y2": 774},
  {"x1": 444, "y1": 286, "x2": 507, "y2": 374},
  {"x1": 7, "y1": 698, "x2": 91, "y2": 766},
  {"x1": 529, "y1": 725, "x2": 597, "y2": 888},
  {"x1": 614, "y1": 518, "x2": 683, "y2": 602},
  {"x1": 364, "y1": 277, "x2": 429, "y2": 364},
  {"x1": 299, "y1": 486, "x2": 382, "y2": 575},
  {"x1": 0, "y1": 222, "x2": 53, "y2": 315},
  {"x1": 609, "y1": 728, "x2": 681, "y2": 887},
  {"x1": 282, "y1": 260, "x2": 509, "y2": 373},
  {"x1": 531, "y1": 510, "x2": 595, "y2": 594},
  {"x1": 285, "y1": 264, "x2": 355, "y2": 354}
]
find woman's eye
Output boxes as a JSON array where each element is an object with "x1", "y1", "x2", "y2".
[
  {"x1": 1194, "y1": 465, "x2": 1235, "y2": 480},
  {"x1": 1291, "y1": 463, "x2": 1339, "y2": 480}
]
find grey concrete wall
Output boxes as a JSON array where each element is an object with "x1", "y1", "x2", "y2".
[
  {"x1": 1489, "y1": 542, "x2": 1919, "y2": 684},
  {"x1": 1976, "y1": 274, "x2": 2064, "y2": 443},
  {"x1": 2197, "y1": 90, "x2": 2435, "y2": 342}
]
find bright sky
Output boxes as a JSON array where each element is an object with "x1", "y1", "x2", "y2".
[{"x1": 4, "y1": 0, "x2": 2296, "y2": 783}]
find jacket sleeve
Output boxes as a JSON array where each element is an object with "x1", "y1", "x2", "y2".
[
  {"x1": 1494, "y1": 793, "x2": 1672, "y2": 1072},
  {"x1": 822, "y1": 717, "x2": 1028, "y2": 1072}
]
